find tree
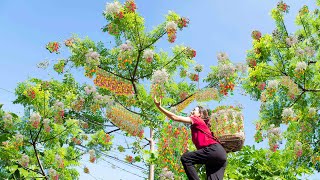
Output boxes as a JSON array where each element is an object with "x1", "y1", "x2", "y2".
[
  {"x1": 242, "y1": 0, "x2": 320, "y2": 175},
  {"x1": 44, "y1": 0, "x2": 246, "y2": 179},
  {"x1": 0, "y1": 75, "x2": 114, "y2": 179}
]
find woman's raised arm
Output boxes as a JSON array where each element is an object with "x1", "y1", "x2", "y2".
[{"x1": 154, "y1": 97, "x2": 192, "y2": 124}]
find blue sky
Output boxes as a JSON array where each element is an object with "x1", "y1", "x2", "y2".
[{"x1": 0, "y1": 0, "x2": 319, "y2": 179}]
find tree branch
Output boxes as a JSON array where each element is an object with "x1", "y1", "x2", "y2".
[
  {"x1": 98, "y1": 66, "x2": 131, "y2": 81},
  {"x1": 32, "y1": 143, "x2": 47, "y2": 179},
  {"x1": 106, "y1": 128, "x2": 120, "y2": 134},
  {"x1": 169, "y1": 93, "x2": 196, "y2": 108},
  {"x1": 290, "y1": 91, "x2": 305, "y2": 107},
  {"x1": 38, "y1": 122, "x2": 77, "y2": 144},
  {"x1": 137, "y1": 48, "x2": 187, "y2": 80}
]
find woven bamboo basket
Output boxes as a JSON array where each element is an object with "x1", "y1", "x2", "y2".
[
  {"x1": 210, "y1": 106, "x2": 245, "y2": 153},
  {"x1": 218, "y1": 133, "x2": 245, "y2": 153}
]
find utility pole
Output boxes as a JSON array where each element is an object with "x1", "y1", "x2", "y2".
[{"x1": 148, "y1": 128, "x2": 154, "y2": 180}]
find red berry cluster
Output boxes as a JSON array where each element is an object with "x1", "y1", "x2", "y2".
[{"x1": 46, "y1": 42, "x2": 60, "y2": 54}]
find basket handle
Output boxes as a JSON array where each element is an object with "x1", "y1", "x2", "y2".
[{"x1": 194, "y1": 126, "x2": 222, "y2": 145}]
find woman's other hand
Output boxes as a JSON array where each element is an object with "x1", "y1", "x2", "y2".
[{"x1": 154, "y1": 96, "x2": 161, "y2": 107}]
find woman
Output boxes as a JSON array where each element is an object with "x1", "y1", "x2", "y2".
[{"x1": 154, "y1": 97, "x2": 227, "y2": 180}]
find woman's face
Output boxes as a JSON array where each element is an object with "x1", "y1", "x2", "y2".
[{"x1": 191, "y1": 107, "x2": 201, "y2": 117}]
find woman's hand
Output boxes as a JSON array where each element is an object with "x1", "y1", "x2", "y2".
[{"x1": 154, "y1": 96, "x2": 161, "y2": 107}]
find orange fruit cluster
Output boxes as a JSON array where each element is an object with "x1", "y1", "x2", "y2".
[
  {"x1": 176, "y1": 95, "x2": 195, "y2": 112},
  {"x1": 195, "y1": 88, "x2": 220, "y2": 102},
  {"x1": 94, "y1": 69, "x2": 134, "y2": 95},
  {"x1": 158, "y1": 123, "x2": 189, "y2": 175},
  {"x1": 106, "y1": 105, "x2": 144, "y2": 139}
]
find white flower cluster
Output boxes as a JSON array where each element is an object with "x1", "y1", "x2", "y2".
[
  {"x1": 15, "y1": 133, "x2": 24, "y2": 143},
  {"x1": 89, "y1": 149, "x2": 95, "y2": 156},
  {"x1": 194, "y1": 64, "x2": 203, "y2": 73},
  {"x1": 4, "y1": 113, "x2": 12, "y2": 121},
  {"x1": 295, "y1": 46, "x2": 316, "y2": 57},
  {"x1": 217, "y1": 52, "x2": 229, "y2": 63},
  {"x1": 30, "y1": 112, "x2": 41, "y2": 127},
  {"x1": 285, "y1": 36, "x2": 298, "y2": 46},
  {"x1": 295, "y1": 61, "x2": 307, "y2": 73},
  {"x1": 280, "y1": 76, "x2": 299, "y2": 96},
  {"x1": 48, "y1": 168, "x2": 57, "y2": 178},
  {"x1": 295, "y1": 140, "x2": 302, "y2": 147},
  {"x1": 235, "y1": 63, "x2": 248, "y2": 74},
  {"x1": 94, "y1": 94, "x2": 113, "y2": 105},
  {"x1": 308, "y1": 107, "x2": 317, "y2": 116},
  {"x1": 304, "y1": 46, "x2": 315, "y2": 57},
  {"x1": 53, "y1": 101, "x2": 64, "y2": 110},
  {"x1": 268, "y1": 124, "x2": 281, "y2": 135},
  {"x1": 143, "y1": 49, "x2": 154, "y2": 60},
  {"x1": 37, "y1": 60, "x2": 50, "y2": 69},
  {"x1": 20, "y1": 154, "x2": 29, "y2": 167},
  {"x1": 84, "y1": 85, "x2": 97, "y2": 95},
  {"x1": 267, "y1": 80, "x2": 279, "y2": 89},
  {"x1": 105, "y1": 2, "x2": 122, "y2": 16},
  {"x1": 3, "y1": 113, "x2": 13, "y2": 126},
  {"x1": 165, "y1": 21, "x2": 177, "y2": 32},
  {"x1": 86, "y1": 49, "x2": 101, "y2": 66},
  {"x1": 217, "y1": 64, "x2": 235, "y2": 78},
  {"x1": 151, "y1": 69, "x2": 169, "y2": 84},
  {"x1": 159, "y1": 167, "x2": 174, "y2": 180},
  {"x1": 281, "y1": 108, "x2": 295, "y2": 118},
  {"x1": 120, "y1": 40, "x2": 134, "y2": 52}
]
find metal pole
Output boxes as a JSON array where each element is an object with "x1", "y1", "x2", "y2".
[{"x1": 148, "y1": 128, "x2": 154, "y2": 180}]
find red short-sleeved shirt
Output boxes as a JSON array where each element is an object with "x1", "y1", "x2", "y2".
[{"x1": 190, "y1": 115, "x2": 218, "y2": 149}]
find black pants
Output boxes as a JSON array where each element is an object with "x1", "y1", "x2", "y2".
[{"x1": 181, "y1": 143, "x2": 227, "y2": 180}]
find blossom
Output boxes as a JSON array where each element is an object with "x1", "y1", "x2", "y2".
[
  {"x1": 295, "y1": 48, "x2": 305, "y2": 56},
  {"x1": 84, "y1": 85, "x2": 96, "y2": 95},
  {"x1": 4, "y1": 113, "x2": 12, "y2": 121},
  {"x1": 251, "y1": 30, "x2": 262, "y2": 40},
  {"x1": 166, "y1": 21, "x2": 177, "y2": 32},
  {"x1": 30, "y1": 112, "x2": 41, "y2": 128},
  {"x1": 217, "y1": 52, "x2": 229, "y2": 63},
  {"x1": 143, "y1": 49, "x2": 154, "y2": 62},
  {"x1": 304, "y1": 46, "x2": 315, "y2": 57},
  {"x1": 268, "y1": 126, "x2": 281, "y2": 135},
  {"x1": 120, "y1": 40, "x2": 134, "y2": 51},
  {"x1": 105, "y1": 2, "x2": 122, "y2": 16},
  {"x1": 235, "y1": 63, "x2": 247, "y2": 73},
  {"x1": 217, "y1": 64, "x2": 235, "y2": 78},
  {"x1": 308, "y1": 107, "x2": 317, "y2": 116},
  {"x1": 295, "y1": 140, "x2": 302, "y2": 147},
  {"x1": 89, "y1": 149, "x2": 95, "y2": 156},
  {"x1": 267, "y1": 80, "x2": 279, "y2": 89},
  {"x1": 48, "y1": 168, "x2": 58, "y2": 178},
  {"x1": 37, "y1": 60, "x2": 49, "y2": 69},
  {"x1": 151, "y1": 69, "x2": 169, "y2": 84},
  {"x1": 19, "y1": 154, "x2": 29, "y2": 167},
  {"x1": 53, "y1": 101, "x2": 64, "y2": 110},
  {"x1": 86, "y1": 49, "x2": 101, "y2": 66},
  {"x1": 281, "y1": 108, "x2": 295, "y2": 118},
  {"x1": 159, "y1": 167, "x2": 174, "y2": 180},
  {"x1": 194, "y1": 64, "x2": 203, "y2": 73},
  {"x1": 15, "y1": 133, "x2": 24, "y2": 143},
  {"x1": 295, "y1": 61, "x2": 307, "y2": 73},
  {"x1": 285, "y1": 36, "x2": 298, "y2": 46},
  {"x1": 89, "y1": 149, "x2": 96, "y2": 163},
  {"x1": 43, "y1": 118, "x2": 51, "y2": 132}
]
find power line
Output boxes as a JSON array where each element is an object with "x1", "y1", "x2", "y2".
[
  {"x1": 77, "y1": 145, "x2": 147, "y2": 171},
  {"x1": 99, "y1": 157, "x2": 147, "y2": 179},
  {"x1": 0, "y1": 87, "x2": 14, "y2": 94}
]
